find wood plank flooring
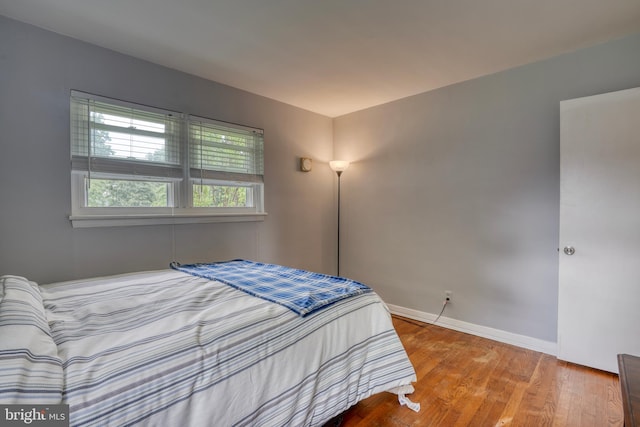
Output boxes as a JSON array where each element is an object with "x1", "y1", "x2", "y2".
[{"x1": 340, "y1": 316, "x2": 623, "y2": 427}]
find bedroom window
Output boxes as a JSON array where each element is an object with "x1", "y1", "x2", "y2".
[
  {"x1": 70, "y1": 91, "x2": 266, "y2": 227},
  {"x1": 189, "y1": 116, "x2": 264, "y2": 211}
]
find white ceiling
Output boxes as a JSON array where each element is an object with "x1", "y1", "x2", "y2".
[{"x1": 1, "y1": 0, "x2": 640, "y2": 117}]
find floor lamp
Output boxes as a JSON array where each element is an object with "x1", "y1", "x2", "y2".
[{"x1": 329, "y1": 160, "x2": 350, "y2": 276}]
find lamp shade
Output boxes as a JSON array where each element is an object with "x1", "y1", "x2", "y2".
[{"x1": 329, "y1": 160, "x2": 350, "y2": 172}]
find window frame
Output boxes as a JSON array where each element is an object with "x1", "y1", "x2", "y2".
[{"x1": 69, "y1": 91, "x2": 267, "y2": 228}]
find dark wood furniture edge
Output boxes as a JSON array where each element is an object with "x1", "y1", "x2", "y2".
[{"x1": 619, "y1": 353, "x2": 637, "y2": 427}]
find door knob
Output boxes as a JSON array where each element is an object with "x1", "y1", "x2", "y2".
[{"x1": 563, "y1": 246, "x2": 575, "y2": 256}]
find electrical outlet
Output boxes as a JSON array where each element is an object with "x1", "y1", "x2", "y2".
[{"x1": 445, "y1": 291, "x2": 452, "y2": 302}]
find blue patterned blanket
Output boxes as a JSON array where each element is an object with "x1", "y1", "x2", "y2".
[{"x1": 170, "y1": 260, "x2": 372, "y2": 316}]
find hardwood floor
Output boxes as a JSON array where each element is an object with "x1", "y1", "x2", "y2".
[{"x1": 340, "y1": 316, "x2": 623, "y2": 427}]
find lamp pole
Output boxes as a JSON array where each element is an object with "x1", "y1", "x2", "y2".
[
  {"x1": 336, "y1": 169, "x2": 343, "y2": 276},
  {"x1": 329, "y1": 161, "x2": 350, "y2": 277}
]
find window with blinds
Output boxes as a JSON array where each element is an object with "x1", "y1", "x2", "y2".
[
  {"x1": 189, "y1": 116, "x2": 264, "y2": 209},
  {"x1": 69, "y1": 91, "x2": 265, "y2": 226}
]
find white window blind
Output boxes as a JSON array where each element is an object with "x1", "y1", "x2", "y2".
[
  {"x1": 71, "y1": 92, "x2": 183, "y2": 179},
  {"x1": 189, "y1": 116, "x2": 264, "y2": 184}
]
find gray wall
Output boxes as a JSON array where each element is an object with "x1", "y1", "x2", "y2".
[
  {"x1": 0, "y1": 16, "x2": 335, "y2": 284},
  {"x1": 333, "y1": 33, "x2": 640, "y2": 342}
]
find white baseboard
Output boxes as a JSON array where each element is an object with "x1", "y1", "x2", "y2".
[{"x1": 387, "y1": 304, "x2": 557, "y2": 356}]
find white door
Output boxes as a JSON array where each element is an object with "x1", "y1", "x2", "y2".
[{"x1": 558, "y1": 87, "x2": 640, "y2": 373}]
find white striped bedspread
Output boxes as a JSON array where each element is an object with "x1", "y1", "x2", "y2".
[{"x1": 38, "y1": 269, "x2": 417, "y2": 426}]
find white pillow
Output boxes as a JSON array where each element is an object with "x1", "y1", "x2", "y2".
[{"x1": 0, "y1": 275, "x2": 64, "y2": 404}]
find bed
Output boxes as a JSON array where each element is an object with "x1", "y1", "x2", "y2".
[{"x1": 0, "y1": 260, "x2": 418, "y2": 426}]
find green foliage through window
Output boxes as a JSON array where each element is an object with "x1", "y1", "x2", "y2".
[
  {"x1": 193, "y1": 184, "x2": 250, "y2": 208},
  {"x1": 87, "y1": 179, "x2": 169, "y2": 207}
]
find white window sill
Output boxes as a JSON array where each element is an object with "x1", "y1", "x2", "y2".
[{"x1": 69, "y1": 212, "x2": 267, "y2": 228}]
